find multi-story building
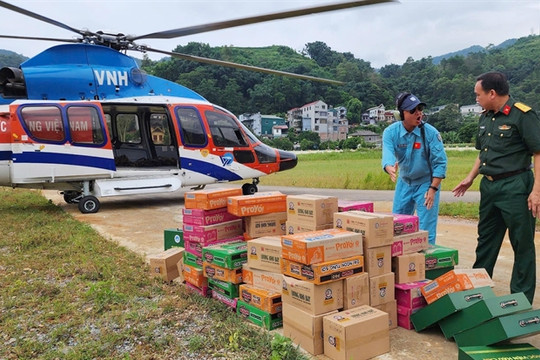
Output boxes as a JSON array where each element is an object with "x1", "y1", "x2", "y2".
[{"x1": 287, "y1": 100, "x2": 348, "y2": 141}]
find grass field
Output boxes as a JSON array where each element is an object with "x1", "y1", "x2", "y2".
[{"x1": 258, "y1": 149, "x2": 480, "y2": 192}]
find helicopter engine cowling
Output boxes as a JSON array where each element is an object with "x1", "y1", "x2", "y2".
[{"x1": 0, "y1": 67, "x2": 27, "y2": 98}]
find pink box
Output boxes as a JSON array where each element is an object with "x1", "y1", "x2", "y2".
[
  {"x1": 185, "y1": 281, "x2": 211, "y2": 297},
  {"x1": 338, "y1": 200, "x2": 374, "y2": 212},
  {"x1": 392, "y1": 214, "x2": 419, "y2": 236},
  {"x1": 183, "y1": 219, "x2": 243, "y2": 243},
  {"x1": 184, "y1": 236, "x2": 242, "y2": 257},
  {"x1": 182, "y1": 207, "x2": 240, "y2": 226},
  {"x1": 212, "y1": 290, "x2": 238, "y2": 310},
  {"x1": 391, "y1": 231, "x2": 429, "y2": 257},
  {"x1": 397, "y1": 305, "x2": 424, "y2": 330},
  {"x1": 395, "y1": 280, "x2": 430, "y2": 309}
]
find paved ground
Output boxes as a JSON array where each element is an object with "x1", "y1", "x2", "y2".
[{"x1": 42, "y1": 186, "x2": 540, "y2": 360}]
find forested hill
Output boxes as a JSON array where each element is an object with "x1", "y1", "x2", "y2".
[
  {"x1": 141, "y1": 35, "x2": 538, "y2": 118},
  {"x1": 1, "y1": 35, "x2": 538, "y2": 120}
]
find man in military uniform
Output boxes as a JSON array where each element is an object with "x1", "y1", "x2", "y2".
[
  {"x1": 382, "y1": 93, "x2": 448, "y2": 245},
  {"x1": 453, "y1": 71, "x2": 540, "y2": 303}
]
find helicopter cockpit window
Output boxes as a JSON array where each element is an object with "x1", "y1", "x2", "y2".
[
  {"x1": 176, "y1": 107, "x2": 206, "y2": 146},
  {"x1": 66, "y1": 106, "x2": 104, "y2": 145},
  {"x1": 20, "y1": 106, "x2": 65, "y2": 142},
  {"x1": 116, "y1": 114, "x2": 141, "y2": 144},
  {"x1": 205, "y1": 111, "x2": 248, "y2": 147}
]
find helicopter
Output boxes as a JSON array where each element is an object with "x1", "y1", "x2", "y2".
[{"x1": 0, "y1": 0, "x2": 393, "y2": 213}]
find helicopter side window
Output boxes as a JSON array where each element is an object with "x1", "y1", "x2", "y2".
[
  {"x1": 20, "y1": 106, "x2": 65, "y2": 142},
  {"x1": 116, "y1": 114, "x2": 141, "y2": 144},
  {"x1": 66, "y1": 106, "x2": 104, "y2": 145},
  {"x1": 176, "y1": 107, "x2": 206, "y2": 146},
  {"x1": 205, "y1": 111, "x2": 248, "y2": 147},
  {"x1": 150, "y1": 113, "x2": 171, "y2": 146}
]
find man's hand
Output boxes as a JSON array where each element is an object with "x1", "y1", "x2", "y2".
[
  {"x1": 452, "y1": 178, "x2": 473, "y2": 197},
  {"x1": 385, "y1": 162, "x2": 399, "y2": 182},
  {"x1": 528, "y1": 189, "x2": 540, "y2": 218}
]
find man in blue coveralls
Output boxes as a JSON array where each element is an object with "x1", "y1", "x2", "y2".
[{"x1": 382, "y1": 93, "x2": 448, "y2": 245}]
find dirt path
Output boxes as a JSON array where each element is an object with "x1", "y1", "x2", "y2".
[{"x1": 42, "y1": 188, "x2": 540, "y2": 359}]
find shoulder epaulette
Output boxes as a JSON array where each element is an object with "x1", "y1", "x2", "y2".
[{"x1": 515, "y1": 102, "x2": 532, "y2": 113}]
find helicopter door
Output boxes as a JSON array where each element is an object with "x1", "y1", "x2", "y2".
[{"x1": 147, "y1": 112, "x2": 178, "y2": 167}]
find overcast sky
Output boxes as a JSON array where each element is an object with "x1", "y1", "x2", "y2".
[{"x1": 1, "y1": 0, "x2": 539, "y2": 69}]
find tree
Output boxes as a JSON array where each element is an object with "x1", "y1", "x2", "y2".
[{"x1": 345, "y1": 98, "x2": 363, "y2": 124}]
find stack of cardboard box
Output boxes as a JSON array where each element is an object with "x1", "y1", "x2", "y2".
[{"x1": 422, "y1": 244, "x2": 459, "y2": 279}]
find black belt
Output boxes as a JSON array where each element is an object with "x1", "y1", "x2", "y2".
[{"x1": 484, "y1": 168, "x2": 529, "y2": 181}]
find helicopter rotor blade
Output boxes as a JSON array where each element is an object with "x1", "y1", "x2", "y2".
[
  {"x1": 0, "y1": 34, "x2": 79, "y2": 43},
  {"x1": 130, "y1": 0, "x2": 395, "y2": 41},
  {"x1": 146, "y1": 47, "x2": 345, "y2": 85},
  {"x1": 0, "y1": 0, "x2": 88, "y2": 37}
]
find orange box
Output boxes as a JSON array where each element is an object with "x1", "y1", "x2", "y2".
[
  {"x1": 227, "y1": 191, "x2": 287, "y2": 217},
  {"x1": 420, "y1": 268, "x2": 494, "y2": 304},
  {"x1": 242, "y1": 264, "x2": 283, "y2": 293},
  {"x1": 184, "y1": 187, "x2": 242, "y2": 210},
  {"x1": 281, "y1": 228, "x2": 363, "y2": 265},
  {"x1": 239, "y1": 283, "x2": 282, "y2": 314},
  {"x1": 280, "y1": 255, "x2": 364, "y2": 285},
  {"x1": 203, "y1": 262, "x2": 243, "y2": 284},
  {"x1": 183, "y1": 263, "x2": 208, "y2": 288}
]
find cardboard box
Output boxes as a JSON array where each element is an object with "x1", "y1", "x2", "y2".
[
  {"x1": 182, "y1": 263, "x2": 207, "y2": 288},
  {"x1": 244, "y1": 212, "x2": 287, "y2": 239},
  {"x1": 392, "y1": 252, "x2": 426, "y2": 284},
  {"x1": 182, "y1": 207, "x2": 240, "y2": 226},
  {"x1": 286, "y1": 194, "x2": 338, "y2": 226},
  {"x1": 203, "y1": 262, "x2": 243, "y2": 284},
  {"x1": 458, "y1": 343, "x2": 540, "y2": 360},
  {"x1": 208, "y1": 277, "x2": 240, "y2": 298},
  {"x1": 164, "y1": 228, "x2": 184, "y2": 250},
  {"x1": 239, "y1": 283, "x2": 282, "y2": 314},
  {"x1": 439, "y1": 292, "x2": 531, "y2": 339},
  {"x1": 227, "y1": 191, "x2": 287, "y2": 217},
  {"x1": 183, "y1": 237, "x2": 237, "y2": 258},
  {"x1": 176, "y1": 256, "x2": 185, "y2": 283},
  {"x1": 281, "y1": 275, "x2": 343, "y2": 315},
  {"x1": 246, "y1": 236, "x2": 282, "y2": 273},
  {"x1": 423, "y1": 244, "x2": 459, "y2": 269},
  {"x1": 323, "y1": 305, "x2": 390, "y2": 360},
  {"x1": 285, "y1": 220, "x2": 332, "y2": 235},
  {"x1": 333, "y1": 211, "x2": 393, "y2": 248},
  {"x1": 391, "y1": 230, "x2": 429, "y2": 257},
  {"x1": 202, "y1": 240, "x2": 247, "y2": 269},
  {"x1": 343, "y1": 272, "x2": 370, "y2": 310},
  {"x1": 411, "y1": 286, "x2": 496, "y2": 331},
  {"x1": 337, "y1": 200, "x2": 373, "y2": 212},
  {"x1": 184, "y1": 187, "x2": 242, "y2": 210},
  {"x1": 421, "y1": 268, "x2": 494, "y2": 304},
  {"x1": 236, "y1": 299, "x2": 282, "y2": 330},
  {"x1": 149, "y1": 247, "x2": 184, "y2": 281},
  {"x1": 363, "y1": 245, "x2": 391, "y2": 278},
  {"x1": 183, "y1": 219, "x2": 243, "y2": 243},
  {"x1": 282, "y1": 303, "x2": 338, "y2": 356},
  {"x1": 280, "y1": 255, "x2": 364, "y2": 285},
  {"x1": 374, "y1": 299, "x2": 398, "y2": 330},
  {"x1": 391, "y1": 213, "x2": 419, "y2": 236},
  {"x1": 454, "y1": 309, "x2": 540, "y2": 347},
  {"x1": 242, "y1": 264, "x2": 282, "y2": 293},
  {"x1": 369, "y1": 272, "x2": 395, "y2": 307},
  {"x1": 281, "y1": 228, "x2": 363, "y2": 265},
  {"x1": 211, "y1": 289, "x2": 238, "y2": 310},
  {"x1": 183, "y1": 251, "x2": 203, "y2": 269},
  {"x1": 395, "y1": 280, "x2": 430, "y2": 309},
  {"x1": 397, "y1": 304, "x2": 424, "y2": 330}
]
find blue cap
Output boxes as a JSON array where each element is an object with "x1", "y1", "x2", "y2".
[{"x1": 399, "y1": 94, "x2": 426, "y2": 111}]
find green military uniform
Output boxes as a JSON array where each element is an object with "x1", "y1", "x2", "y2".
[{"x1": 476, "y1": 99, "x2": 540, "y2": 303}]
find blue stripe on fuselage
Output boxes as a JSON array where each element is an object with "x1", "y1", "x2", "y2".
[
  {"x1": 13, "y1": 152, "x2": 116, "y2": 171},
  {"x1": 0, "y1": 150, "x2": 11, "y2": 161},
  {"x1": 180, "y1": 157, "x2": 243, "y2": 181}
]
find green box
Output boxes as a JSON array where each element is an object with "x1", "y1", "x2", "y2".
[
  {"x1": 236, "y1": 299, "x2": 282, "y2": 330},
  {"x1": 202, "y1": 241, "x2": 247, "y2": 269},
  {"x1": 454, "y1": 308, "x2": 540, "y2": 347},
  {"x1": 164, "y1": 228, "x2": 184, "y2": 250},
  {"x1": 425, "y1": 266, "x2": 454, "y2": 280},
  {"x1": 423, "y1": 244, "x2": 458, "y2": 269},
  {"x1": 459, "y1": 343, "x2": 540, "y2": 359},
  {"x1": 208, "y1": 277, "x2": 240, "y2": 298},
  {"x1": 439, "y1": 292, "x2": 531, "y2": 339},
  {"x1": 183, "y1": 251, "x2": 202, "y2": 268},
  {"x1": 411, "y1": 286, "x2": 495, "y2": 331}
]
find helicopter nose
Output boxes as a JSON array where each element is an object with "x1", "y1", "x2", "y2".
[{"x1": 278, "y1": 150, "x2": 298, "y2": 171}]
